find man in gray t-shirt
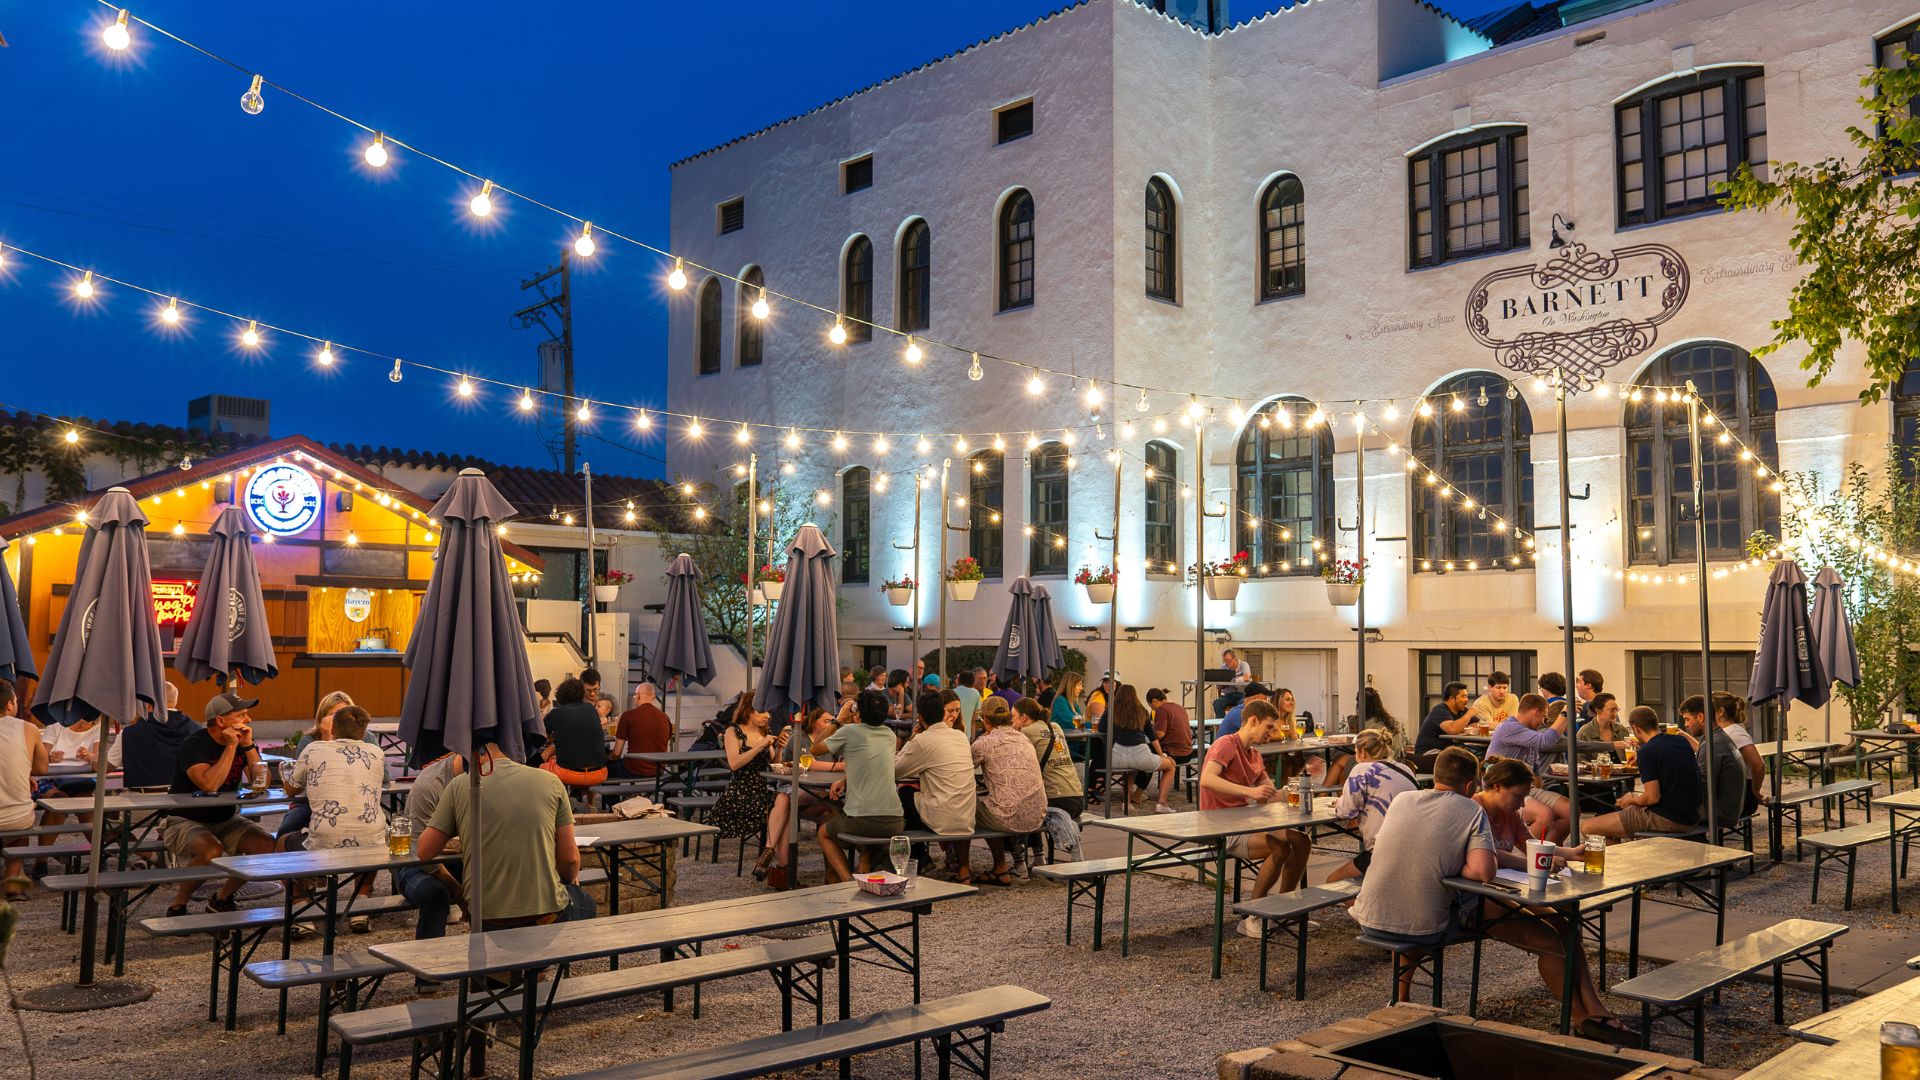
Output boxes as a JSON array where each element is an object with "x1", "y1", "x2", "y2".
[
  {"x1": 1354, "y1": 747, "x2": 1633, "y2": 1043},
  {"x1": 392, "y1": 754, "x2": 466, "y2": 966}
]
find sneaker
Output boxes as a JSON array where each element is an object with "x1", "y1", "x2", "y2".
[
  {"x1": 165, "y1": 904, "x2": 189, "y2": 918},
  {"x1": 1154, "y1": 803, "x2": 1176, "y2": 814},
  {"x1": 348, "y1": 914, "x2": 372, "y2": 934},
  {"x1": 289, "y1": 921, "x2": 319, "y2": 940},
  {"x1": 1236, "y1": 916, "x2": 1266, "y2": 939},
  {"x1": 206, "y1": 896, "x2": 239, "y2": 914}
]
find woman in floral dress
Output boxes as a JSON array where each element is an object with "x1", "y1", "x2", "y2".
[{"x1": 709, "y1": 693, "x2": 785, "y2": 841}]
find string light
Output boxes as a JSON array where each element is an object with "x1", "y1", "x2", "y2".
[
  {"x1": 73, "y1": 271, "x2": 95, "y2": 300},
  {"x1": 785, "y1": 428, "x2": 802, "y2": 450},
  {"x1": 456, "y1": 377, "x2": 474, "y2": 398},
  {"x1": 829, "y1": 320, "x2": 847, "y2": 345},
  {"x1": 469, "y1": 180, "x2": 495, "y2": 218},
  {"x1": 903, "y1": 336, "x2": 922, "y2": 363},
  {"x1": 667, "y1": 259, "x2": 688, "y2": 291},
  {"x1": 518, "y1": 389, "x2": 535, "y2": 412},
  {"x1": 240, "y1": 74, "x2": 265, "y2": 116},
  {"x1": 832, "y1": 431, "x2": 849, "y2": 452},
  {"x1": 751, "y1": 289, "x2": 770, "y2": 320},
  {"x1": 103, "y1": 9, "x2": 131, "y2": 51},
  {"x1": 241, "y1": 320, "x2": 261, "y2": 348},
  {"x1": 159, "y1": 297, "x2": 181, "y2": 325},
  {"x1": 634, "y1": 410, "x2": 652, "y2": 430},
  {"x1": 363, "y1": 133, "x2": 389, "y2": 169},
  {"x1": 318, "y1": 342, "x2": 336, "y2": 367},
  {"x1": 64, "y1": 428, "x2": 80, "y2": 445},
  {"x1": 735, "y1": 424, "x2": 752, "y2": 445},
  {"x1": 574, "y1": 222, "x2": 596, "y2": 258},
  {"x1": 575, "y1": 403, "x2": 592, "y2": 423},
  {"x1": 873, "y1": 434, "x2": 889, "y2": 453},
  {"x1": 1027, "y1": 372, "x2": 1045, "y2": 396},
  {"x1": 1384, "y1": 402, "x2": 1399, "y2": 422},
  {"x1": 1086, "y1": 381, "x2": 1104, "y2": 408},
  {"x1": 388, "y1": 358, "x2": 403, "y2": 382},
  {"x1": 1416, "y1": 400, "x2": 1433, "y2": 418}
]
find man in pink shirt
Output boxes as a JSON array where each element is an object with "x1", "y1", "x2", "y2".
[{"x1": 1200, "y1": 699, "x2": 1310, "y2": 936}]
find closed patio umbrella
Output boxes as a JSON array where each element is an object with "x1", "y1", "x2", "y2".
[
  {"x1": 398, "y1": 469, "x2": 541, "y2": 927},
  {"x1": 18, "y1": 487, "x2": 163, "y2": 1009},
  {"x1": 1810, "y1": 568, "x2": 1859, "y2": 692},
  {"x1": 754, "y1": 524, "x2": 838, "y2": 886},
  {"x1": 655, "y1": 553, "x2": 716, "y2": 740},
  {"x1": 0, "y1": 537, "x2": 35, "y2": 685},
  {"x1": 174, "y1": 506, "x2": 278, "y2": 687},
  {"x1": 1749, "y1": 559, "x2": 1828, "y2": 861},
  {"x1": 1029, "y1": 583, "x2": 1065, "y2": 679},
  {"x1": 990, "y1": 577, "x2": 1046, "y2": 691}
]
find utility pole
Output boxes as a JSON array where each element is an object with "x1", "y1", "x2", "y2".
[{"x1": 514, "y1": 251, "x2": 577, "y2": 474}]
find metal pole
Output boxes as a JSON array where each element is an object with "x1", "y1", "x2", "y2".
[
  {"x1": 1107, "y1": 460, "x2": 1121, "y2": 692},
  {"x1": 938, "y1": 460, "x2": 950, "y2": 690},
  {"x1": 745, "y1": 454, "x2": 757, "y2": 695},
  {"x1": 583, "y1": 463, "x2": 598, "y2": 673},
  {"x1": 560, "y1": 251, "x2": 576, "y2": 474},
  {"x1": 1687, "y1": 382, "x2": 1717, "y2": 841},
  {"x1": 1193, "y1": 423, "x2": 1208, "y2": 749},
  {"x1": 892, "y1": 474, "x2": 924, "y2": 682},
  {"x1": 1354, "y1": 415, "x2": 1367, "y2": 740},
  {"x1": 1558, "y1": 382, "x2": 1580, "y2": 843}
]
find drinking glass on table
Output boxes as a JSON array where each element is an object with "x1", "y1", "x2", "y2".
[
  {"x1": 888, "y1": 835, "x2": 911, "y2": 877},
  {"x1": 248, "y1": 762, "x2": 270, "y2": 795},
  {"x1": 388, "y1": 816, "x2": 414, "y2": 856},
  {"x1": 798, "y1": 749, "x2": 814, "y2": 772},
  {"x1": 1285, "y1": 777, "x2": 1303, "y2": 809}
]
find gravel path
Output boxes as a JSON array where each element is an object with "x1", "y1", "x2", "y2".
[{"x1": 0, "y1": 785, "x2": 1904, "y2": 1079}]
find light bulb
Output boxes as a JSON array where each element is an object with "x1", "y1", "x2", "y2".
[
  {"x1": 687, "y1": 420, "x2": 704, "y2": 439},
  {"x1": 518, "y1": 390, "x2": 535, "y2": 411},
  {"x1": 242, "y1": 321, "x2": 261, "y2": 347},
  {"x1": 1507, "y1": 384, "x2": 1519, "y2": 401},
  {"x1": 735, "y1": 424, "x2": 752, "y2": 444},
  {"x1": 1417, "y1": 400, "x2": 1433, "y2": 418},
  {"x1": 1086, "y1": 382, "x2": 1104, "y2": 407},
  {"x1": 786, "y1": 429, "x2": 802, "y2": 450},
  {"x1": 160, "y1": 298, "x2": 181, "y2": 325},
  {"x1": 635, "y1": 410, "x2": 652, "y2": 430},
  {"x1": 832, "y1": 431, "x2": 849, "y2": 451},
  {"x1": 103, "y1": 9, "x2": 131, "y2": 51},
  {"x1": 172, "y1": 522, "x2": 185, "y2": 537},
  {"x1": 364, "y1": 134, "x2": 389, "y2": 168},
  {"x1": 1028, "y1": 373, "x2": 1044, "y2": 396},
  {"x1": 1450, "y1": 395, "x2": 1465, "y2": 413},
  {"x1": 829, "y1": 321, "x2": 847, "y2": 345},
  {"x1": 1476, "y1": 386, "x2": 1489, "y2": 407},
  {"x1": 751, "y1": 291, "x2": 770, "y2": 320},
  {"x1": 1136, "y1": 388, "x2": 1150, "y2": 413},
  {"x1": 874, "y1": 435, "x2": 890, "y2": 453},
  {"x1": 1306, "y1": 408, "x2": 1324, "y2": 427},
  {"x1": 968, "y1": 353, "x2": 984, "y2": 381},
  {"x1": 667, "y1": 259, "x2": 688, "y2": 291},
  {"x1": 575, "y1": 403, "x2": 592, "y2": 423},
  {"x1": 240, "y1": 74, "x2": 265, "y2": 115},
  {"x1": 469, "y1": 180, "x2": 494, "y2": 217},
  {"x1": 457, "y1": 377, "x2": 474, "y2": 398},
  {"x1": 916, "y1": 436, "x2": 931, "y2": 453},
  {"x1": 955, "y1": 436, "x2": 969, "y2": 453},
  {"x1": 388, "y1": 358, "x2": 403, "y2": 383},
  {"x1": 903, "y1": 337, "x2": 922, "y2": 363},
  {"x1": 992, "y1": 435, "x2": 1006, "y2": 451},
  {"x1": 1186, "y1": 397, "x2": 1204, "y2": 419},
  {"x1": 74, "y1": 272, "x2": 95, "y2": 299},
  {"x1": 1384, "y1": 402, "x2": 1399, "y2": 422},
  {"x1": 574, "y1": 222, "x2": 596, "y2": 257},
  {"x1": 318, "y1": 342, "x2": 336, "y2": 367},
  {"x1": 64, "y1": 428, "x2": 80, "y2": 444}
]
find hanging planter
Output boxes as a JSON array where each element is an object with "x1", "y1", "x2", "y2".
[
  {"x1": 593, "y1": 585, "x2": 620, "y2": 604},
  {"x1": 1322, "y1": 558, "x2": 1367, "y2": 608},
  {"x1": 882, "y1": 576, "x2": 915, "y2": 607},
  {"x1": 1084, "y1": 583, "x2": 1115, "y2": 604},
  {"x1": 760, "y1": 580, "x2": 783, "y2": 602},
  {"x1": 749, "y1": 587, "x2": 767, "y2": 606},
  {"x1": 1205, "y1": 576, "x2": 1242, "y2": 601},
  {"x1": 591, "y1": 570, "x2": 631, "y2": 606},
  {"x1": 1190, "y1": 551, "x2": 1250, "y2": 601},
  {"x1": 1075, "y1": 564, "x2": 1116, "y2": 605},
  {"x1": 1325, "y1": 582, "x2": 1361, "y2": 607},
  {"x1": 754, "y1": 563, "x2": 786, "y2": 602},
  {"x1": 945, "y1": 556, "x2": 984, "y2": 602},
  {"x1": 947, "y1": 580, "x2": 979, "y2": 602}
]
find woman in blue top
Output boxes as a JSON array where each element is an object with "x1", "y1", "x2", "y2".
[{"x1": 1052, "y1": 671, "x2": 1087, "y2": 761}]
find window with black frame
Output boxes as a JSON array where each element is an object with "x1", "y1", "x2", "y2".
[
  {"x1": 1880, "y1": 20, "x2": 1919, "y2": 130},
  {"x1": 1145, "y1": 178, "x2": 1176, "y2": 301},
  {"x1": 1145, "y1": 440, "x2": 1178, "y2": 571},
  {"x1": 1259, "y1": 175, "x2": 1305, "y2": 300},
  {"x1": 1418, "y1": 650, "x2": 1537, "y2": 722},
  {"x1": 1029, "y1": 443, "x2": 1069, "y2": 575},
  {"x1": 1000, "y1": 190, "x2": 1034, "y2": 311},
  {"x1": 1237, "y1": 398, "x2": 1329, "y2": 574},
  {"x1": 842, "y1": 467, "x2": 870, "y2": 584},
  {"x1": 696, "y1": 279, "x2": 721, "y2": 375},
  {"x1": 1897, "y1": 359, "x2": 1920, "y2": 481},
  {"x1": 899, "y1": 220, "x2": 930, "y2": 332},
  {"x1": 1626, "y1": 342, "x2": 1779, "y2": 565},
  {"x1": 738, "y1": 266, "x2": 765, "y2": 367},
  {"x1": 1632, "y1": 650, "x2": 1754, "y2": 724},
  {"x1": 1411, "y1": 373, "x2": 1533, "y2": 568},
  {"x1": 841, "y1": 237, "x2": 873, "y2": 343},
  {"x1": 1409, "y1": 125, "x2": 1529, "y2": 269},
  {"x1": 968, "y1": 450, "x2": 1005, "y2": 578},
  {"x1": 1616, "y1": 67, "x2": 1767, "y2": 227}
]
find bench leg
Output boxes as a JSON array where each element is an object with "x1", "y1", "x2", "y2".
[
  {"x1": 1844, "y1": 851, "x2": 1856, "y2": 911},
  {"x1": 1294, "y1": 916, "x2": 1308, "y2": 1001},
  {"x1": 1821, "y1": 945, "x2": 1831, "y2": 1013},
  {"x1": 1774, "y1": 962, "x2": 1785, "y2": 1025},
  {"x1": 1469, "y1": 936, "x2": 1483, "y2": 1017},
  {"x1": 1692, "y1": 1000, "x2": 1705, "y2": 1063},
  {"x1": 1431, "y1": 947, "x2": 1445, "y2": 1008},
  {"x1": 336, "y1": 1041, "x2": 352, "y2": 1080},
  {"x1": 1641, "y1": 1002, "x2": 1652, "y2": 1051},
  {"x1": 1091, "y1": 878, "x2": 1106, "y2": 952}
]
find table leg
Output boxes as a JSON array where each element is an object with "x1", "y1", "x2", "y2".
[
  {"x1": 1119, "y1": 835, "x2": 1135, "y2": 959},
  {"x1": 1211, "y1": 840, "x2": 1227, "y2": 981},
  {"x1": 912, "y1": 912, "x2": 923, "y2": 1002},
  {"x1": 1713, "y1": 869, "x2": 1727, "y2": 944},
  {"x1": 1627, "y1": 890, "x2": 1643, "y2": 979},
  {"x1": 1558, "y1": 906, "x2": 1577, "y2": 1035},
  {"x1": 322, "y1": 873, "x2": 340, "y2": 958},
  {"x1": 518, "y1": 975, "x2": 538, "y2": 1080},
  {"x1": 603, "y1": 848, "x2": 622, "y2": 970},
  {"x1": 836, "y1": 917, "x2": 852, "y2": 1080},
  {"x1": 1893, "y1": 809, "x2": 1904, "y2": 916}
]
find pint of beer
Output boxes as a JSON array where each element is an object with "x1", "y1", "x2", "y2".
[
  {"x1": 1583, "y1": 835, "x2": 1606, "y2": 874},
  {"x1": 388, "y1": 815, "x2": 413, "y2": 857},
  {"x1": 1884, "y1": 1022, "x2": 1920, "y2": 1080}
]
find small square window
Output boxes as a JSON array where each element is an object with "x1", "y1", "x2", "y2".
[
  {"x1": 717, "y1": 197, "x2": 745, "y2": 235},
  {"x1": 841, "y1": 155, "x2": 873, "y2": 194},
  {"x1": 996, "y1": 100, "x2": 1033, "y2": 145}
]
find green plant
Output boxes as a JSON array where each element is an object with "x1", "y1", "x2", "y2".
[
  {"x1": 945, "y1": 556, "x2": 984, "y2": 582},
  {"x1": 650, "y1": 477, "x2": 826, "y2": 659},
  {"x1": 1745, "y1": 531, "x2": 1780, "y2": 562}
]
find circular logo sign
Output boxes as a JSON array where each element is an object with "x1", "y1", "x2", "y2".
[
  {"x1": 343, "y1": 588, "x2": 372, "y2": 624},
  {"x1": 244, "y1": 463, "x2": 321, "y2": 537},
  {"x1": 226, "y1": 587, "x2": 246, "y2": 642}
]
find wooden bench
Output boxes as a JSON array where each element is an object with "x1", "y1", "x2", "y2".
[
  {"x1": 1031, "y1": 845, "x2": 1249, "y2": 950},
  {"x1": 552, "y1": 984, "x2": 1051, "y2": 1080},
  {"x1": 1801, "y1": 822, "x2": 1913, "y2": 909},
  {"x1": 1778, "y1": 779, "x2": 1878, "y2": 855},
  {"x1": 331, "y1": 935, "x2": 839, "y2": 1080},
  {"x1": 247, "y1": 950, "x2": 397, "y2": 1076},
  {"x1": 1232, "y1": 879, "x2": 1361, "y2": 998},
  {"x1": 1609, "y1": 917, "x2": 1847, "y2": 1062},
  {"x1": 43, "y1": 864, "x2": 228, "y2": 974},
  {"x1": 665, "y1": 794, "x2": 723, "y2": 859},
  {"x1": 1356, "y1": 930, "x2": 1484, "y2": 1012}
]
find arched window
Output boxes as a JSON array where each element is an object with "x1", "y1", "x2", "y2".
[
  {"x1": 1259, "y1": 176, "x2": 1305, "y2": 300},
  {"x1": 1237, "y1": 399, "x2": 1331, "y2": 574},
  {"x1": 999, "y1": 190, "x2": 1034, "y2": 311},
  {"x1": 1145, "y1": 178, "x2": 1176, "y2": 301},
  {"x1": 1627, "y1": 342, "x2": 1779, "y2": 564},
  {"x1": 1616, "y1": 68, "x2": 1767, "y2": 227},
  {"x1": 968, "y1": 450, "x2": 1004, "y2": 579},
  {"x1": 737, "y1": 266, "x2": 765, "y2": 367},
  {"x1": 695, "y1": 279, "x2": 721, "y2": 375},
  {"x1": 1145, "y1": 441, "x2": 1179, "y2": 570},
  {"x1": 1409, "y1": 125, "x2": 1530, "y2": 268},
  {"x1": 842, "y1": 467, "x2": 871, "y2": 584},
  {"x1": 1029, "y1": 443, "x2": 1070, "y2": 575},
  {"x1": 1412, "y1": 373, "x2": 1534, "y2": 569},
  {"x1": 1897, "y1": 359, "x2": 1920, "y2": 481},
  {"x1": 899, "y1": 220, "x2": 930, "y2": 332},
  {"x1": 841, "y1": 238, "x2": 873, "y2": 343}
]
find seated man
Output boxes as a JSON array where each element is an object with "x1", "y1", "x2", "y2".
[
  {"x1": 393, "y1": 750, "x2": 467, "y2": 984},
  {"x1": 968, "y1": 696, "x2": 1047, "y2": 884},
  {"x1": 611, "y1": 682, "x2": 673, "y2": 778},
  {"x1": 1684, "y1": 695, "x2": 1751, "y2": 836},
  {"x1": 1215, "y1": 683, "x2": 1270, "y2": 741},
  {"x1": 417, "y1": 740, "x2": 593, "y2": 932},
  {"x1": 163, "y1": 692, "x2": 278, "y2": 917},
  {"x1": 1412, "y1": 681, "x2": 1473, "y2": 773},
  {"x1": 1485, "y1": 693, "x2": 1573, "y2": 843},
  {"x1": 1468, "y1": 671, "x2": 1518, "y2": 727},
  {"x1": 1201, "y1": 699, "x2": 1310, "y2": 936},
  {"x1": 1354, "y1": 747, "x2": 1631, "y2": 1043},
  {"x1": 109, "y1": 681, "x2": 198, "y2": 792},
  {"x1": 1583, "y1": 706, "x2": 1701, "y2": 840},
  {"x1": 812, "y1": 689, "x2": 905, "y2": 883},
  {"x1": 1013, "y1": 697, "x2": 1086, "y2": 863}
]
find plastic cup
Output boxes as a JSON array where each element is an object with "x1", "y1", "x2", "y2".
[
  {"x1": 1525, "y1": 839, "x2": 1555, "y2": 889},
  {"x1": 903, "y1": 858, "x2": 919, "y2": 891}
]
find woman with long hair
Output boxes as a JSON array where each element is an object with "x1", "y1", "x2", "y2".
[
  {"x1": 710, "y1": 692, "x2": 784, "y2": 843},
  {"x1": 1323, "y1": 686, "x2": 1406, "y2": 788},
  {"x1": 755, "y1": 706, "x2": 843, "y2": 888},
  {"x1": 1052, "y1": 671, "x2": 1088, "y2": 762},
  {"x1": 1104, "y1": 683, "x2": 1177, "y2": 812}
]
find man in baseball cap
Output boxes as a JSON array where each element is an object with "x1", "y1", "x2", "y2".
[
  {"x1": 1216, "y1": 682, "x2": 1271, "y2": 740},
  {"x1": 164, "y1": 690, "x2": 273, "y2": 916},
  {"x1": 203, "y1": 690, "x2": 261, "y2": 723}
]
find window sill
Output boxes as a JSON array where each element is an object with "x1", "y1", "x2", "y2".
[
  {"x1": 1146, "y1": 292, "x2": 1181, "y2": 308},
  {"x1": 1406, "y1": 242, "x2": 1533, "y2": 274},
  {"x1": 1616, "y1": 204, "x2": 1726, "y2": 232},
  {"x1": 995, "y1": 302, "x2": 1034, "y2": 317},
  {"x1": 1257, "y1": 289, "x2": 1306, "y2": 307}
]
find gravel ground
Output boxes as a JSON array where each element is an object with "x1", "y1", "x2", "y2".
[{"x1": 0, "y1": 782, "x2": 1903, "y2": 1080}]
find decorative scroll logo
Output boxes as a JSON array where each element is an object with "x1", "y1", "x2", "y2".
[
  {"x1": 226, "y1": 587, "x2": 246, "y2": 642},
  {"x1": 1006, "y1": 623, "x2": 1022, "y2": 658},
  {"x1": 152, "y1": 580, "x2": 196, "y2": 627},
  {"x1": 1465, "y1": 235, "x2": 1688, "y2": 391}
]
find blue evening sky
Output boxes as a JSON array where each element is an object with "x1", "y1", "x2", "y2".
[{"x1": 0, "y1": 0, "x2": 1508, "y2": 479}]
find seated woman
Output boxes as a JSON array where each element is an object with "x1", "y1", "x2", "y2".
[
  {"x1": 755, "y1": 706, "x2": 845, "y2": 888},
  {"x1": 280, "y1": 705, "x2": 390, "y2": 934},
  {"x1": 1103, "y1": 684, "x2": 1176, "y2": 812},
  {"x1": 711, "y1": 693, "x2": 784, "y2": 854},
  {"x1": 539, "y1": 677, "x2": 610, "y2": 790},
  {"x1": 1473, "y1": 758, "x2": 1587, "y2": 867},
  {"x1": 0, "y1": 682, "x2": 49, "y2": 899},
  {"x1": 893, "y1": 690, "x2": 978, "y2": 881},
  {"x1": 1325, "y1": 729, "x2": 1419, "y2": 884}
]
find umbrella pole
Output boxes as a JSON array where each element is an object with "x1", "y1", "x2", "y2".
[
  {"x1": 78, "y1": 716, "x2": 111, "y2": 986},
  {"x1": 787, "y1": 699, "x2": 800, "y2": 891},
  {"x1": 1773, "y1": 701, "x2": 1785, "y2": 861},
  {"x1": 1686, "y1": 383, "x2": 1717, "y2": 843}
]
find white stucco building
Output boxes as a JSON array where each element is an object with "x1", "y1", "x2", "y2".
[{"x1": 666, "y1": 0, "x2": 1920, "y2": 737}]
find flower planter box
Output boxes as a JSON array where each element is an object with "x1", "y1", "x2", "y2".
[
  {"x1": 885, "y1": 586, "x2": 914, "y2": 606},
  {"x1": 748, "y1": 588, "x2": 767, "y2": 606},
  {"x1": 760, "y1": 580, "x2": 783, "y2": 602},
  {"x1": 1204, "y1": 576, "x2": 1241, "y2": 602},
  {"x1": 1325, "y1": 582, "x2": 1361, "y2": 607},
  {"x1": 946, "y1": 580, "x2": 980, "y2": 602},
  {"x1": 593, "y1": 585, "x2": 620, "y2": 604},
  {"x1": 1083, "y1": 582, "x2": 1115, "y2": 605}
]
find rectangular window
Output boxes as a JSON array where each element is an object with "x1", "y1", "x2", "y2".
[
  {"x1": 1632, "y1": 650, "x2": 1755, "y2": 725},
  {"x1": 969, "y1": 454, "x2": 1004, "y2": 579},
  {"x1": 1879, "y1": 23, "x2": 1919, "y2": 131},
  {"x1": 1029, "y1": 449, "x2": 1069, "y2": 576},
  {"x1": 717, "y1": 197, "x2": 746, "y2": 235},
  {"x1": 842, "y1": 471, "x2": 870, "y2": 584},
  {"x1": 996, "y1": 100, "x2": 1033, "y2": 145},
  {"x1": 1408, "y1": 128, "x2": 1529, "y2": 269},
  {"x1": 1417, "y1": 650, "x2": 1537, "y2": 725},
  {"x1": 1617, "y1": 70, "x2": 1766, "y2": 227},
  {"x1": 1145, "y1": 443, "x2": 1177, "y2": 570},
  {"x1": 842, "y1": 155, "x2": 873, "y2": 194}
]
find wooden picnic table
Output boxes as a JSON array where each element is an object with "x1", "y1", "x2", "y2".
[
  {"x1": 1872, "y1": 787, "x2": 1920, "y2": 914},
  {"x1": 1850, "y1": 728, "x2": 1920, "y2": 790},
  {"x1": 216, "y1": 846, "x2": 437, "y2": 957},
  {"x1": 369, "y1": 877, "x2": 975, "y2": 1080},
  {"x1": 625, "y1": 749, "x2": 727, "y2": 799},
  {"x1": 1087, "y1": 800, "x2": 1345, "y2": 979},
  {"x1": 1749, "y1": 972, "x2": 1920, "y2": 1078},
  {"x1": 1444, "y1": 835, "x2": 1752, "y2": 1035},
  {"x1": 575, "y1": 817, "x2": 717, "y2": 929},
  {"x1": 1440, "y1": 732, "x2": 1625, "y2": 755}
]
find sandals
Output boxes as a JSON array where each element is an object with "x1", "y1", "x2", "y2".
[
  {"x1": 1579, "y1": 1016, "x2": 1640, "y2": 1047},
  {"x1": 979, "y1": 869, "x2": 1015, "y2": 887}
]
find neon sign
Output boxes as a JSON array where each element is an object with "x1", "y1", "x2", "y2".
[
  {"x1": 152, "y1": 579, "x2": 197, "y2": 627},
  {"x1": 244, "y1": 463, "x2": 322, "y2": 537}
]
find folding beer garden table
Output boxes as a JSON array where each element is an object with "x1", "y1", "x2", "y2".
[{"x1": 1872, "y1": 787, "x2": 1920, "y2": 913}]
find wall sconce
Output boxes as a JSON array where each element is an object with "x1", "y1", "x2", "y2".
[
  {"x1": 1207, "y1": 627, "x2": 1232, "y2": 645},
  {"x1": 1558, "y1": 624, "x2": 1596, "y2": 643},
  {"x1": 1123, "y1": 625, "x2": 1153, "y2": 642},
  {"x1": 1068, "y1": 623, "x2": 1102, "y2": 640}
]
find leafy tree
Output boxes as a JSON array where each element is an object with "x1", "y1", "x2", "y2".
[
  {"x1": 1721, "y1": 55, "x2": 1920, "y2": 402},
  {"x1": 650, "y1": 476, "x2": 828, "y2": 661}
]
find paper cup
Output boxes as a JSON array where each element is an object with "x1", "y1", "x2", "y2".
[{"x1": 1525, "y1": 839, "x2": 1555, "y2": 889}]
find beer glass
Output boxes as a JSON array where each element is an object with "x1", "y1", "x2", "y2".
[{"x1": 388, "y1": 815, "x2": 414, "y2": 857}]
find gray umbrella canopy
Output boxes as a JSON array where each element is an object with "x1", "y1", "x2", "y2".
[
  {"x1": 174, "y1": 507, "x2": 278, "y2": 687},
  {"x1": 0, "y1": 537, "x2": 36, "y2": 684},
  {"x1": 754, "y1": 524, "x2": 839, "y2": 716},
  {"x1": 991, "y1": 577, "x2": 1045, "y2": 684},
  {"x1": 1028, "y1": 584, "x2": 1065, "y2": 677},
  {"x1": 1749, "y1": 560, "x2": 1830, "y2": 711},
  {"x1": 655, "y1": 554, "x2": 716, "y2": 688},
  {"x1": 1810, "y1": 567, "x2": 1860, "y2": 690},
  {"x1": 398, "y1": 468, "x2": 541, "y2": 766},
  {"x1": 31, "y1": 488, "x2": 166, "y2": 727}
]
